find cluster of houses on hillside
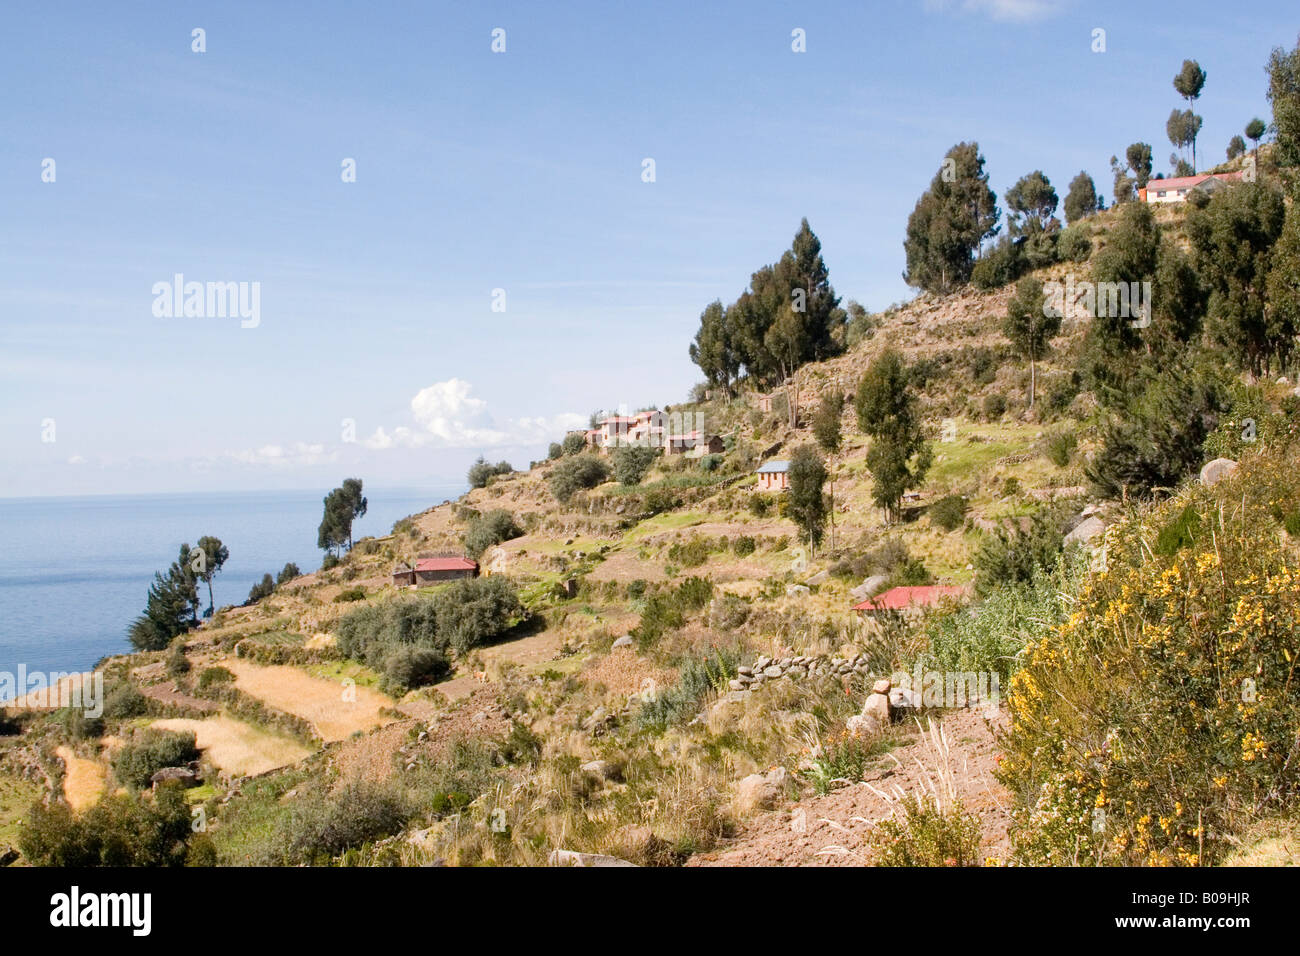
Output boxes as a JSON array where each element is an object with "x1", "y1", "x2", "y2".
[{"x1": 573, "y1": 409, "x2": 725, "y2": 457}]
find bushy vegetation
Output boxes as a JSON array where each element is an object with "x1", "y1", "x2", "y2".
[
  {"x1": 463, "y1": 508, "x2": 523, "y2": 559},
  {"x1": 612, "y1": 445, "x2": 660, "y2": 486},
  {"x1": 112, "y1": 729, "x2": 200, "y2": 788},
  {"x1": 20, "y1": 784, "x2": 207, "y2": 867},
  {"x1": 549, "y1": 454, "x2": 611, "y2": 503},
  {"x1": 636, "y1": 646, "x2": 740, "y2": 731},
  {"x1": 869, "y1": 794, "x2": 982, "y2": 866},
  {"x1": 972, "y1": 512, "x2": 1065, "y2": 598},
  {"x1": 632, "y1": 577, "x2": 714, "y2": 651},
  {"x1": 334, "y1": 577, "x2": 522, "y2": 691},
  {"x1": 467, "y1": 457, "x2": 514, "y2": 489},
  {"x1": 928, "y1": 494, "x2": 967, "y2": 532},
  {"x1": 1000, "y1": 446, "x2": 1300, "y2": 865}
]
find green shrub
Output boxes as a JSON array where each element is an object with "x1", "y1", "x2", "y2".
[
  {"x1": 1042, "y1": 429, "x2": 1077, "y2": 467},
  {"x1": 1056, "y1": 225, "x2": 1092, "y2": 262},
  {"x1": 917, "y1": 550, "x2": 1085, "y2": 684},
  {"x1": 732, "y1": 535, "x2": 757, "y2": 557},
  {"x1": 549, "y1": 454, "x2": 611, "y2": 503},
  {"x1": 467, "y1": 457, "x2": 513, "y2": 489},
  {"x1": 196, "y1": 666, "x2": 234, "y2": 691},
  {"x1": 636, "y1": 647, "x2": 739, "y2": 731},
  {"x1": 971, "y1": 236, "x2": 1026, "y2": 290},
  {"x1": 973, "y1": 513, "x2": 1063, "y2": 598},
  {"x1": 333, "y1": 587, "x2": 366, "y2": 603},
  {"x1": 164, "y1": 641, "x2": 191, "y2": 677},
  {"x1": 748, "y1": 494, "x2": 772, "y2": 517},
  {"x1": 464, "y1": 508, "x2": 523, "y2": 559},
  {"x1": 982, "y1": 393, "x2": 1007, "y2": 421},
  {"x1": 112, "y1": 729, "x2": 199, "y2": 788},
  {"x1": 667, "y1": 537, "x2": 711, "y2": 568},
  {"x1": 265, "y1": 781, "x2": 410, "y2": 865},
  {"x1": 612, "y1": 445, "x2": 660, "y2": 486},
  {"x1": 103, "y1": 683, "x2": 148, "y2": 720},
  {"x1": 928, "y1": 494, "x2": 967, "y2": 532},
  {"x1": 633, "y1": 577, "x2": 713, "y2": 650},
  {"x1": 20, "y1": 784, "x2": 195, "y2": 866},
  {"x1": 870, "y1": 795, "x2": 982, "y2": 866}
]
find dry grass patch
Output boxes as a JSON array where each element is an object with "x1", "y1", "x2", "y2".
[
  {"x1": 151, "y1": 716, "x2": 311, "y2": 776},
  {"x1": 221, "y1": 658, "x2": 395, "y2": 742},
  {"x1": 55, "y1": 745, "x2": 105, "y2": 812}
]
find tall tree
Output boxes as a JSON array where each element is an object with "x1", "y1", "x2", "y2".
[
  {"x1": 318, "y1": 479, "x2": 367, "y2": 556},
  {"x1": 1266, "y1": 201, "x2": 1300, "y2": 374},
  {"x1": 1187, "y1": 183, "x2": 1287, "y2": 374},
  {"x1": 1172, "y1": 59, "x2": 1207, "y2": 171},
  {"x1": 1267, "y1": 36, "x2": 1300, "y2": 167},
  {"x1": 692, "y1": 220, "x2": 842, "y2": 395},
  {"x1": 1226, "y1": 135, "x2": 1247, "y2": 161},
  {"x1": 1063, "y1": 171, "x2": 1099, "y2": 223},
  {"x1": 1245, "y1": 117, "x2": 1267, "y2": 158},
  {"x1": 786, "y1": 445, "x2": 828, "y2": 553},
  {"x1": 812, "y1": 390, "x2": 845, "y2": 453},
  {"x1": 855, "y1": 349, "x2": 932, "y2": 524},
  {"x1": 1166, "y1": 109, "x2": 1202, "y2": 171},
  {"x1": 1005, "y1": 171, "x2": 1059, "y2": 236},
  {"x1": 1003, "y1": 277, "x2": 1060, "y2": 409},
  {"x1": 127, "y1": 546, "x2": 202, "y2": 651},
  {"x1": 1125, "y1": 143, "x2": 1153, "y2": 190},
  {"x1": 903, "y1": 142, "x2": 1000, "y2": 294},
  {"x1": 1092, "y1": 201, "x2": 1162, "y2": 352},
  {"x1": 193, "y1": 536, "x2": 229, "y2": 616},
  {"x1": 688, "y1": 300, "x2": 736, "y2": 394}
]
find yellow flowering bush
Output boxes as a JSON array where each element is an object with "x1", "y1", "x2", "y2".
[{"x1": 998, "y1": 445, "x2": 1300, "y2": 865}]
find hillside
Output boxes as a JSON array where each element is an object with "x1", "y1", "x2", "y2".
[{"x1": 4, "y1": 178, "x2": 1300, "y2": 868}]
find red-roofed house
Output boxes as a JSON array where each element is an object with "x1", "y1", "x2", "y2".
[
  {"x1": 413, "y1": 556, "x2": 479, "y2": 585},
  {"x1": 1140, "y1": 170, "x2": 1242, "y2": 204},
  {"x1": 852, "y1": 585, "x2": 970, "y2": 615}
]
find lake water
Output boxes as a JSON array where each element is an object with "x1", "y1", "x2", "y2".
[{"x1": 0, "y1": 486, "x2": 464, "y2": 690}]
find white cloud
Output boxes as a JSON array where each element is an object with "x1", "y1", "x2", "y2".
[
  {"x1": 230, "y1": 441, "x2": 335, "y2": 468},
  {"x1": 365, "y1": 378, "x2": 584, "y2": 451},
  {"x1": 67, "y1": 455, "x2": 86, "y2": 466}
]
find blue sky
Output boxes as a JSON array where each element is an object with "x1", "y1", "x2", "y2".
[{"x1": 1, "y1": 0, "x2": 1294, "y2": 497}]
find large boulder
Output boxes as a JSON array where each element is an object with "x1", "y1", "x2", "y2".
[
  {"x1": 1200, "y1": 458, "x2": 1239, "y2": 487},
  {"x1": 1064, "y1": 515, "x2": 1106, "y2": 547},
  {"x1": 734, "y1": 767, "x2": 787, "y2": 813},
  {"x1": 150, "y1": 766, "x2": 199, "y2": 788},
  {"x1": 850, "y1": 575, "x2": 890, "y2": 602}
]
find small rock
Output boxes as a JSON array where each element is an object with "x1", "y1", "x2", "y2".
[
  {"x1": 1200, "y1": 458, "x2": 1239, "y2": 487},
  {"x1": 763, "y1": 666, "x2": 783, "y2": 679},
  {"x1": 862, "y1": 691, "x2": 891, "y2": 725},
  {"x1": 611, "y1": 635, "x2": 634, "y2": 649},
  {"x1": 581, "y1": 759, "x2": 616, "y2": 781},
  {"x1": 872, "y1": 678, "x2": 892, "y2": 695}
]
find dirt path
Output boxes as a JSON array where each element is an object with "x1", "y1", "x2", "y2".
[
  {"x1": 152, "y1": 716, "x2": 311, "y2": 776},
  {"x1": 221, "y1": 658, "x2": 394, "y2": 742},
  {"x1": 55, "y1": 746, "x2": 105, "y2": 812},
  {"x1": 691, "y1": 709, "x2": 1012, "y2": 867}
]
